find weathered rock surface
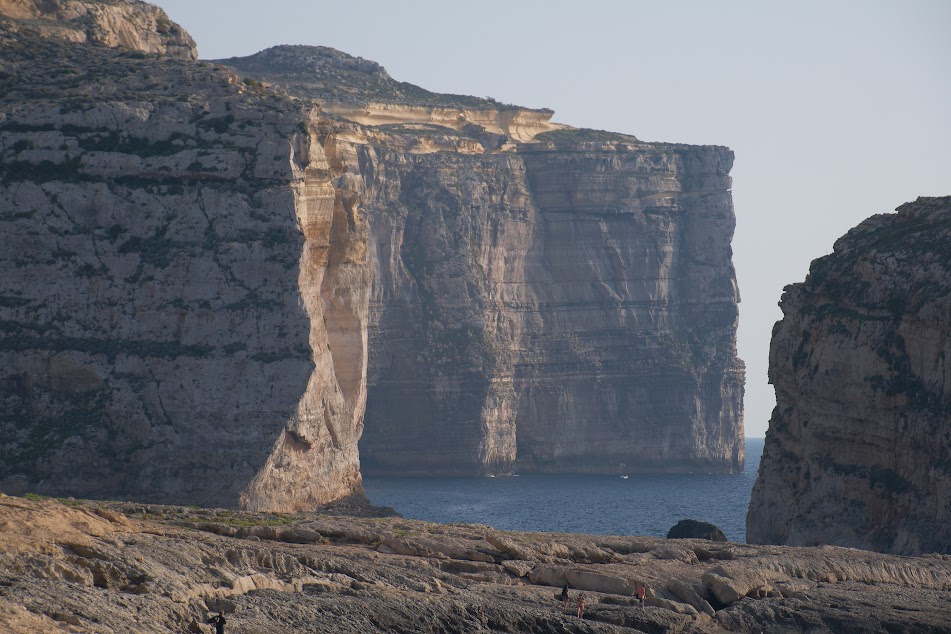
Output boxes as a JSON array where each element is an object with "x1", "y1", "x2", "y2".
[
  {"x1": 216, "y1": 45, "x2": 569, "y2": 142},
  {"x1": 223, "y1": 46, "x2": 746, "y2": 476},
  {"x1": 0, "y1": 0, "x2": 196, "y2": 59},
  {"x1": 2, "y1": 493, "x2": 950, "y2": 633},
  {"x1": 0, "y1": 4, "x2": 368, "y2": 510},
  {"x1": 748, "y1": 196, "x2": 951, "y2": 555},
  {"x1": 2, "y1": 1, "x2": 742, "y2": 499}
]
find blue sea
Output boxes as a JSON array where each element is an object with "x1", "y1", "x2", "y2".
[{"x1": 364, "y1": 438, "x2": 764, "y2": 543}]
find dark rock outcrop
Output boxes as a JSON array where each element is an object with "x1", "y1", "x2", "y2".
[
  {"x1": 747, "y1": 196, "x2": 951, "y2": 555},
  {"x1": 0, "y1": 3, "x2": 369, "y2": 510},
  {"x1": 223, "y1": 45, "x2": 747, "y2": 476},
  {"x1": 667, "y1": 519, "x2": 728, "y2": 542}
]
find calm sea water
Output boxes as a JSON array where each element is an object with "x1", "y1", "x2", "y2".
[{"x1": 364, "y1": 438, "x2": 764, "y2": 543}]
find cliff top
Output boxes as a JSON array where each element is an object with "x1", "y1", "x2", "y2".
[
  {"x1": 799, "y1": 195, "x2": 951, "y2": 301},
  {"x1": 831, "y1": 195, "x2": 951, "y2": 254},
  {"x1": 216, "y1": 44, "x2": 551, "y2": 112},
  {"x1": 0, "y1": 0, "x2": 197, "y2": 59}
]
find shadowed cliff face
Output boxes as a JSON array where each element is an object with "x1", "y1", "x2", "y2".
[
  {"x1": 223, "y1": 45, "x2": 746, "y2": 477},
  {"x1": 748, "y1": 196, "x2": 951, "y2": 555},
  {"x1": 0, "y1": 7, "x2": 368, "y2": 510},
  {"x1": 512, "y1": 144, "x2": 743, "y2": 473},
  {"x1": 351, "y1": 139, "x2": 744, "y2": 475}
]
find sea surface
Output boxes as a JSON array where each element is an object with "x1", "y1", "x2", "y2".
[{"x1": 364, "y1": 438, "x2": 764, "y2": 543}]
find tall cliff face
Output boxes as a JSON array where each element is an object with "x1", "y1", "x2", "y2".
[
  {"x1": 0, "y1": 6, "x2": 368, "y2": 510},
  {"x1": 224, "y1": 47, "x2": 745, "y2": 475},
  {"x1": 748, "y1": 196, "x2": 951, "y2": 555}
]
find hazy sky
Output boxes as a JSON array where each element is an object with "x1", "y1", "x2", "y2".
[{"x1": 152, "y1": 0, "x2": 951, "y2": 438}]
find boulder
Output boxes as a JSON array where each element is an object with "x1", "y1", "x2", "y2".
[
  {"x1": 666, "y1": 519, "x2": 728, "y2": 542},
  {"x1": 666, "y1": 579, "x2": 715, "y2": 616},
  {"x1": 650, "y1": 546, "x2": 699, "y2": 564},
  {"x1": 701, "y1": 564, "x2": 788, "y2": 606},
  {"x1": 526, "y1": 566, "x2": 567, "y2": 587},
  {"x1": 486, "y1": 533, "x2": 534, "y2": 561},
  {"x1": 564, "y1": 569, "x2": 634, "y2": 596},
  {"x1": 645, "y1": 596, "x2": 698, "y2": 615},
  {"x1": 501, "y1": 560, "x2": 534, "y2": 578}
]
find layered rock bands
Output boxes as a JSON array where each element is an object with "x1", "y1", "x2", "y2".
[
  {"x1": 0, "y1": 2, "x2": 368, "y2": 510},
  {"x1": 1, "y1": 0, "x2": 745, "y2": 512},
  {"x1": 748, "y1": 196, "x2": 951, "y2": 555},
  {"x1": 223, "y1": 47, "x2": 746, "y2": 476}
]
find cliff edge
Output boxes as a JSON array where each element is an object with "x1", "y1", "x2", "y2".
[
  {"x1": 748, "y1": 196, "x2": 951, "y2": 554},
  {"x1": 0, "y1": 0, "x2": 196, "y2": 59},
  {"x1": 0, "y1": 2, "x2": 368, "y2": 510},
  {"x1": 224, "y1": 46, "x2": 746, "y2": 476}
]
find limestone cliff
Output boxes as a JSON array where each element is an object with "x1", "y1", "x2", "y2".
[
  {"x1": 0, "y1": 4, "x2": 368, "y2": 510},
  {"x1": 223, "y1": 47, "x2": 745, "y2": 475},
  {"x1": 216, "y1": 46, "x2": 567, "y2": 142},
  {"x1": 0, "y1": 0, "x2": 196, "y2": 59},
  {"x1": 747, "y1": 196, "x2": 951, "y2": 555}
]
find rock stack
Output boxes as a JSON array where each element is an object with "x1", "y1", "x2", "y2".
[{"x1": 748, "y1": 196, "x2": 951, "y2": 555}]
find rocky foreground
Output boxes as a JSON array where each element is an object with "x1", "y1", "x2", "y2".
[{"x1": 1, "y1": 494, "x2": 949, "y2": 633}]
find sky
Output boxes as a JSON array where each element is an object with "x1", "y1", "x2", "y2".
[{"x1": 151, "y1": 0, "x2": 951, "y2": 438}]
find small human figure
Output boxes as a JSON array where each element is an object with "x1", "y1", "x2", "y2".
[
  {"x1": 637, "y1": 583, "x2": 647, "y2": 608},
  {"x1": 576, "y1": 593, "x2": 586, "y2": 619},
  {"x1": 207, "y1": 611, "x2": 226, "y2": 634},
  {"x1": 561, "y1": 583, "x2": 570, "y2": 610}
]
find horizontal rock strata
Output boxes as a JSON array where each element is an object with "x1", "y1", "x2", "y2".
[
  {"x1": 748, "y1": 196, "x2": 951, "y2": 554},
  {"x1": 0, "y1": 3, "x2": 368, "y2": 510},
  {"x1": 223, "y1": 46, "x2": 746, "y2": 476},
  {"x1": 2, "y1": 493, "x2": 950, "y2": 633}
]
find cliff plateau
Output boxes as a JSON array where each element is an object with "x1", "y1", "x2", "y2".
[
  {"x1": 222, "y1": 46, "x2": 746, "y2": 476},
  {"x1": 748, "y1": 196, "x2": 951, "y2": 555},
  {"x1": 0, "y1": 2, "x2": 369, "y2": 510}
]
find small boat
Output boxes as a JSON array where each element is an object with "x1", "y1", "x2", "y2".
[{"x1": 620, "y1": 475, "x2": 629, "y2": 479}]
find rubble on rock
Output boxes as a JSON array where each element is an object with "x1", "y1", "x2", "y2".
[{"x1": 1, "y1": 494, "x2": 949, "y2": 633}]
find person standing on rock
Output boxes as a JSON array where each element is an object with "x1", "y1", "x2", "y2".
[
  {"x1": 637, "y1": 583, "x2": 647, "y2": 608},
  {"x1": 576, "y1": 593, "x2": 586, "y2": 618},
  {"x1": 207, "y1": 611, "x2": 226, "y2": 634},
  {"x1": 561, "y1": 583, "x2": 570, "y2": 610}
]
